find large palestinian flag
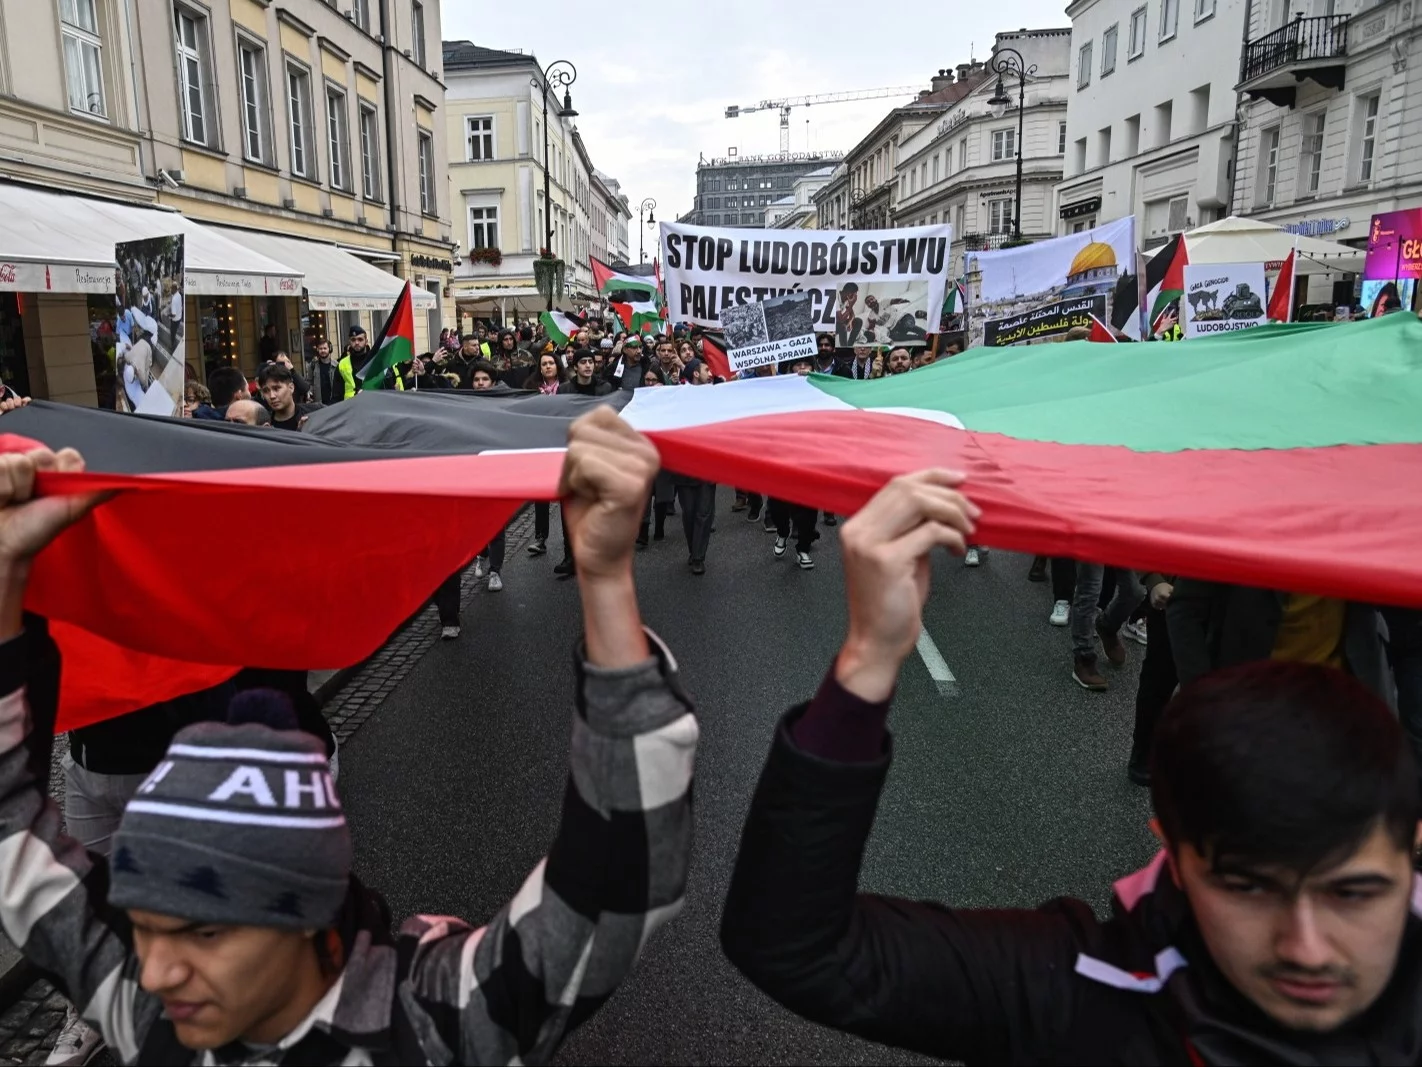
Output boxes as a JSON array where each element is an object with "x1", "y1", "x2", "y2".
[
  {"x1": 7, "y1": 314, "x2": 1422, "y2": 730},
  {"x1": 591, "y1": 256, "x2": 663, "y2": 333}
]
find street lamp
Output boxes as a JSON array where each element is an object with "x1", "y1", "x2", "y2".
[
  {"x1": 533, "y1": 60, "x2": 578, "y2": 311},
  {"x1": 987, "y1": 46, "x2": 1036, "y2": 243},
  {"x1": 638, "y1": 197, "x2": 657, "y2": 263},
  {"x1": 848, "y1": 187, "x2": 868, "y2": 231}
]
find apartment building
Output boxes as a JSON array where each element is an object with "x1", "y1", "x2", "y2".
[
  {"x1": 765, "y1": 166, "x2": 835, "y2": 228},
  {"x1": 0, "y1": 0, "x2": 454, "y2": 406},
  {"x1": 684, "y1": 152, "x2": 844, "y2": 228},
  {"x1": 593, "y1": 170, "x2": 632, "y2": 264}
]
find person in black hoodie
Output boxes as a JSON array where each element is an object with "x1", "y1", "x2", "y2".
[
  {"x1": 557, "y1": 348, "x2": 613, "y2": 397},
  {"x1": 723, "y1": 470, "x2": 1422, "y2": 1064}
]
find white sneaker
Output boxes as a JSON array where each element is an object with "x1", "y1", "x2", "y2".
[
  {"x1": 46, "y1": 1007, "x2": 103, "y2": 1066},
  {"x1": 964, "y1": 547, "x2": 981, "y2": 567},
  {"x1": 487, "y1": 572, "x2": 503, "y2": 592},
  {"x1": 773, "y1": 536, "x2": 787, "y2": 558},
  {"x1": 1049, "y1": 600, "x2": 1070, "y2": 626},
  {"x1": 797, "y1": 550, "x2": 815, "y2": 570},
  {"x1": 473, "y1": 556, "x2": 486, "y2": 579},
  {"x1": 1122, "y1": 618, "x2": 1148, "y2": 645},
  {"x1": 440, "y1": 625, "x2": 461, "y2": 640}
]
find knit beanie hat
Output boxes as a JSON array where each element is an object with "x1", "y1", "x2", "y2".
[{"x1": 109, "y1": 717, "x2": 351, "y2": 929}]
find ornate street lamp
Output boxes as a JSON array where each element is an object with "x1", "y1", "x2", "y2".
[
  {"x1": 987, "y1": 47, "x2": 1037, "y2": 243},
  {"x1": 532, "y1": 60, "x2": 578, "y2": 310},
  {"x1": 639, "y1": 197, "x2": 657, "y2": 263}
]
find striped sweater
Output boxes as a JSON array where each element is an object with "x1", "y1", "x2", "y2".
[{"x1": 0, "y1": 618, "x2": 698, "y2": 1065}]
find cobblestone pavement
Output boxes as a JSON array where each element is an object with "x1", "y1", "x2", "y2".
[{"x1": 0, "y1": 504, "x2": 540, "y2": 1064}]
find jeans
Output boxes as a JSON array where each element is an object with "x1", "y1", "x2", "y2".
[
  {"x1": 435, "y1": 571, "x2": 461, "y2": 626},
  {"x1": 63, "y1": 755, "x2": 148, "y2": 858},
  {"x1": 769, "y1": 498, "x2": 817, "y2": 552},
  {"x1": 1051, "y1": 557, "x2": 1076, "y2": 603},
  {"x1": 675, "y1": 481, "x2": 716, "y2": 562},
  {"x1": 534, "y1": 501, "x2": 550, "y2": 541},
  {"x1": 1072, "y1": 563, "x2": 1145, "y2": 659},
  {"x1": 478, "y1": 529, "x2": 506, "y2": 573},
  {"x1": 1132, "y1": 603, "x2": 1178, "y2": 762}
]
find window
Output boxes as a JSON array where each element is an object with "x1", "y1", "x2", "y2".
[
  {"x1": 988, "y1": 198, "x2": 1014, "y2": 234},
  {"x1": 326, "y1": 85, "x2": 350, "y2": 189},
  {"x1": 1078, "y1": 42, "x2": 1093, "y2": 88},
  {"x1": 351, "y1": 0, "x2": 371, "y2": 31},
  {"x1": 356, "y1": 103, "x2": 381, "y2": 199},
  {"x1": 1358, "y1": 93, "x2": 1380, "y2": 183},
  {"x1": 955, "y1": 203, "x2": 965, "y2": 234},
  {"x1": 1167, "y1": 195, "x2": 1189, "y2": 231},
  {"x1": 1258, "y1": 125, "x2": 1280, "y2": 204},
  {"x1": 1195, "y1": 0, "x2": 1215, "y2": 21},
  {"x1": 1128, "y1": 6, "x2": 1147, "y2": 58},
  {"x1": 60, "y1": 0, "x2": 106, "y2": 117},
  {"x1": 287, "y1": 63, "x2": 313, "y2": 177},
  {"x1": 1300, "y1": 110, "x2": 1325, "y2": 195},
  {"x1": 236, "y1": 40, "x2": 270, "y2": 163},
  {"x1": 1058, "y1": 121, "x2": 1067, "y2": 155},
  {"x1": 931, "y1": 154, "x2": 940, "y2": 182},
  {"x1": 1102, "y1": 25, "x2": 1118, "y2": 75},
  {"x1": 992, "y1": 128, "x2": 1017, "y2": 161},
  {"x1": 174, "y1": 5, "x2": 214, "y2": 145},
  {"x1": 1098, "y1": 125, "x2": 1113, "y2": 165},
  {"x1": 1125, "y1": 114, "x2": 1141, "y2": 155},
  {"x1": 466, "y1": 115, "x2": 494, "y2": 161},
  {"x1": 1160, "y1": 0, "x2": 1179, "y2": 40},
  {"x1": 410, "y1": 1, "x2": 426, "y2": 67},
  {"x1": 468, "y1": 206, "x2": 498, "y2": 249},
  {"x1": 958, "y1": 138, "x2": 967, "y2": 169},
  {"x1": 418, "y1": 131, "x2": 434, "y2": 213}
]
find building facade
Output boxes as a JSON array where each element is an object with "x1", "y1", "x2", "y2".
[
  {"x1": 442, "y1": 42, "x2": 626, "y2": 324},
  {"x1": 683, "y1": 152, "x2": 844, "y2": 228},
  {"x1": 892, "y1": 36, "x2": 1064, "y2": 273},
  {"x1": 1232, "y1": 0, "x2": 1421, "y2": 280},
  {"x1": 765, "y1": 166, "x2": 834, "y2": 228},
  {"x1": 0, "y1": 0, "x2": 453, "y2": 407},
  {"x1": 592, "y1": 170, "x2": 632, "y2": 265},
  {"x1": 1054, "y1": 0, "x2": 1245, "y2": 246}
]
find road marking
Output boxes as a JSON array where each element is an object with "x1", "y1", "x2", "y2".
[{"x1": 915, "y1": 627, "x2": 959, "y2": 698}]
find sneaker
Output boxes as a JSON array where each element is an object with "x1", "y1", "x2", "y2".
[
  {"x1": 487, "y1": 572, "x2": 503, "y2": 592},
  {"x1": 1096, "y1": 619, "x2": 1127, "y2": 667},
  {"x1": 689, "y1": 559, "x2": 706, "y2": 575},
  {"x1": 527, "y1": 538, "x2": 547, "y2": 556},
  {"x1": 746, "y1": 502, "x2": 763, "y2": 523},
  {"x1": 473, "y1": 556, "x2": 486, "y2": 579},
  {"x1": 440, "y1": 625, "x2": 461, "y2": 640},
  {"x1": 553, "y1": 556, "x2": 576, "y2": 577},
  {"x1": 45, "y1": 1008, "x2": 102, "y2": 1067},
  {"x1": 1049, "y1": 600, "x2": 1070, "y2": 626},
  {"x1": 773, "y1": 536, "x2": 787, "y2": 558},
  {"x1": 1122, "y1": 618, "x2": 1148, "y2": 646},
  {"x1": 1027, "y1": 556, "x2": 1048, "y2": 583},
  {"x1": 964, "y1": 547, "x2": 981, "y2": 567},
  {"x1": 824, "y1": 513, "x2": 837, "y2": 527},
  {"x1": 731, "y1": 495, "x2": 748, "y2": 512},
  {"x1": 797, "y1": 550, "x2": 815, "y2": 570},
  {"x1": 1072, "y1": 655, "x2": 1108, "y2": 691}
]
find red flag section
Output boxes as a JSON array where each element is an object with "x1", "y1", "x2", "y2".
[
  {"x1": 1087, "y1": 314, "x2": 1117, "y2": 342},
  {"x1": 700, "y1": 336, "x2": 733, "y2": 380},
  {"x1": 1268, "y1": 248, "x2": 1297, "y2": 323}
]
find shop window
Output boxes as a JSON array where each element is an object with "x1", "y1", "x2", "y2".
[
  {"x1": 0, "y1": 295, "x2": 34, "y2": 401},
  {"x1": 198, "y1": 296, "x2": 238, "y2": 377}
]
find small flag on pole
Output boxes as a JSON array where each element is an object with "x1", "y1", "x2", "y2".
[
  {"x1": 1268, "y1": 243, "x2": 1297, "y2": 323},
  {"x1": 356, "y1": 282, "x2": 414, "y2": 390}
]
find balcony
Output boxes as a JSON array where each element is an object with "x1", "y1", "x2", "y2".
[
  {"x1": 1238, "y1": 14, "x2": 1348, "y2": 108},
  {"x1": 962, "y1": 232, "x2": 1014, "y2": 252}
]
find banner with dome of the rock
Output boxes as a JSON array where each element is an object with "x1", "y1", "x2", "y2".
[{"x1": 966, "y1": 217, "x2": 1136, "y2": 347}]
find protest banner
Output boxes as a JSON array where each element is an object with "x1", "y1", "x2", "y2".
[
  {"x1": 1362, "y1": 209, "x2": 1421, "y2": 315},
  {"x1": 114, "y1": 234, "x2": 185, "y2": 416},
  {"x1": 982, "y1": 295, "x2": 1106, "y2": 347},
  {"x1": 660, "y1": 221, "x2": 951, "y2": 348},
  {"x1": 1182, "y1": 262, "x2": 1268, "y2": 338},
  {"x1": 966, "y1": 217, "x2": 1135, "y2": 346},
  {"x1": 721, "y1": 291, "x2": 818, "y2": 372}
]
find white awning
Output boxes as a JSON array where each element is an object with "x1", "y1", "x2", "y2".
[
  {"x1": 216, "y1": 228, "x2": 435, "y2": 311},
  {"x1": 0, "y1": 182, "x2": 302, "y2": 296}
]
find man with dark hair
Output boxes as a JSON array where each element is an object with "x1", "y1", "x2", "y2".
[
  {"x1": 467, "y1": 360, "x2": 498, "y2": 390},
  {"x1": 557, "y1": 349, "x2": 613, "y2": 397},
  {"x1": 206, "y1": 366, "x2": 248, "y2": 409},
  {"x1": 307, "y1": 338, "x2": 344, "y2": 405},
  {"x1": 258, "y1": 362, "x2": 320, "y2": 432},
  {"x1": 885, "y1": 347, "x2": 913, "y2": 375},
  {"x1": 813, "y1": 332, "x2": 844, "y2": 377},
  {"x1": 722, "y1": 471, "x2": 1422, "y2": 1062}
]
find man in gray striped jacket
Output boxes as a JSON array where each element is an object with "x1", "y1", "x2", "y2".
[{"x1": 0, "y1": 406, "x2": 697, "y2": 1065}]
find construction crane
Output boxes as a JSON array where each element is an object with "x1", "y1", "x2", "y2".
[{"x1": 726, "y1": 86, "x2": 925, "y2": 153}]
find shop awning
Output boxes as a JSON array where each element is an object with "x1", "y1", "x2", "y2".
[
  {"x1": 216, "y1": 228, "x2": 436, "y2": 312},
  {"x1": 0, "y1": 182, "x2": 302, "y2": 296}
]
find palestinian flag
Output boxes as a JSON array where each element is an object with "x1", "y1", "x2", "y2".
[
  {"x1": 592, "y1": 256, "x2": 663, "y2": 334},
  {"x1": 1111, "y1": 235, "x2": 1189, "y2": 340},
  {"x1": 942, "y1": 278, "x2": 967, "y2": 317},
  {"x1": 357, "y1": 281, "x2": 415, "y2": 390},
  {"x1": 9, "y1": 314, "x2": 1422, "y2": 729},
  {"x1": 699, "y1": 335, "x2": 733, "y2": 381},
  {"x1": 1086, "y1": 313, "x2": 1117, "y2": 342},
  {"x1": 540, "y1": 309, "x2": 584, "y2": 345}
]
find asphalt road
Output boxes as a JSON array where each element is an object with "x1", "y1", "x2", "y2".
[{"x1": 338, "y1": 499, "x2": 1158, "y2": 1066}]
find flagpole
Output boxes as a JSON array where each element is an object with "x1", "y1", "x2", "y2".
[{"x1": 1286, "y1": 235, "x2": 1298, "y2": 323}]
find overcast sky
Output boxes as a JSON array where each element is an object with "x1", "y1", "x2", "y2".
[{"x1": 441, "y1": 0, "x2": 1069, "y2": 234}]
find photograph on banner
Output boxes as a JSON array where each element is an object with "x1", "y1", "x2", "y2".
[
  {"x1": 722, "y1": 291, "x2": 818, "y2": 372},
  {"x1": 660, "y1": 221, "x2": 951, "y2": 348},
  {"x1": 1182, "y1": 262, "x2": 1268, "y2": 338},
  {"x1": 983, "y1": 295, "x2": 1106, "y2": 347},
  {"x1": 965, "y1": 217, "x2": 1135, "y2": 347},
  {"x1": 114, "y1": 234, "x2": 186, "y2": 416},
  {"x1": 1362, "y1": 210, "x2": 1421, "y2": 315}
]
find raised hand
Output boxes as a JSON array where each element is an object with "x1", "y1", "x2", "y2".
[{"x1": 558, "y1": 407, "x2": 659, "y2": 582}]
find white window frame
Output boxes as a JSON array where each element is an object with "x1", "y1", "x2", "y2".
[
  {"x1": 931, "y1": 154, "x2": 940, "y2": 182},
  {"x1": 236, "y1": 36, "x2": 270, "y2": 164},
  {"x1": 991, "y1": 127, "x2": 1017, "y2": 161},
  {"x1": 286, "y1": 60, "x2": 314, "y2": 179},
  {"x1": 174, "y1": 4, "x2": 213, "y2": 146},
  {"x1": 350, "y1": 0, "x2": 371, "y2": 31},
  {"x1": 1058, "y1": 120, "x2": 1068, "y2": 155},
  {"x1": 358, "y1": 101, "x2": 381, "y2": 200},
  {"x1": 1128, "y1": 6, "x2": 1148, "y2": 58},
  {"x1": 1300, "y1": 110, "x2": 1326, "y2": 196},
  {"x1": 958, "y1": 138, "x2": 967, "y2": 169},
  {"x1": 1357, "y1": 92, "x2": 1380, "y2": 184},
  {"x1": 418, "y1": 130, "x2": 435, "y2": 214},
  {"x1": 988, "y1": 198, "x2": 1014, "y2": 235},
  {"x1": 410, "y1": 0, "x2": 426, "y2": 67},
  {"x1": 326, "y1": 83, "x2": 351, "y2": 191},
  {"x1": 465, "y1": 115, "x2": 494, "y2": 161},
  {"x1": 468, "y1": 205, "x2": 498, "y2": 250},
  {"x1": 1259, "y1": 124, "x2": 1280, "y2": 205},
  {"x1": 60, "y1": 0, "x2": 107, "y2": 118},
  {"x1": 1078, "y1": 42, "x2": 1093, "y2": 88},
  {"x1": 1160, "y1": 0, "x2": 1179, "y2": 41},
  {"x1": 1194, "y1": 0, "x2": 1216, "y2": 22},
  {"x1": 1102, "y1": 24, "x2": 1119, "y2": 76}
]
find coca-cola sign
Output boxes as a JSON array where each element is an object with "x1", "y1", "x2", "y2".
[
  {"x1": 278, "y1": 277, "x2": 299, "y2": 292},
  {"x1": 0, "y1": 264, "x2": 15, "y2": 284}
]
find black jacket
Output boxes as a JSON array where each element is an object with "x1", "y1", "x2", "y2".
[
  {"x1": 722, "y1": 710, "x2": 1422, "y2": 1064},
  {"x1": 557, "y1": 377, "x2": 612, "y2": 397}
]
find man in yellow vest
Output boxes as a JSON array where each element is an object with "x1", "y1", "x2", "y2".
[{"x1": 338, "y1": 325, "x2": 404, "y2": 397}]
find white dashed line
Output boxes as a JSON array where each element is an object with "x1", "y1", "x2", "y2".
[{"x1": 915, "y1": 627, "x2": 960, "y2": 698}]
